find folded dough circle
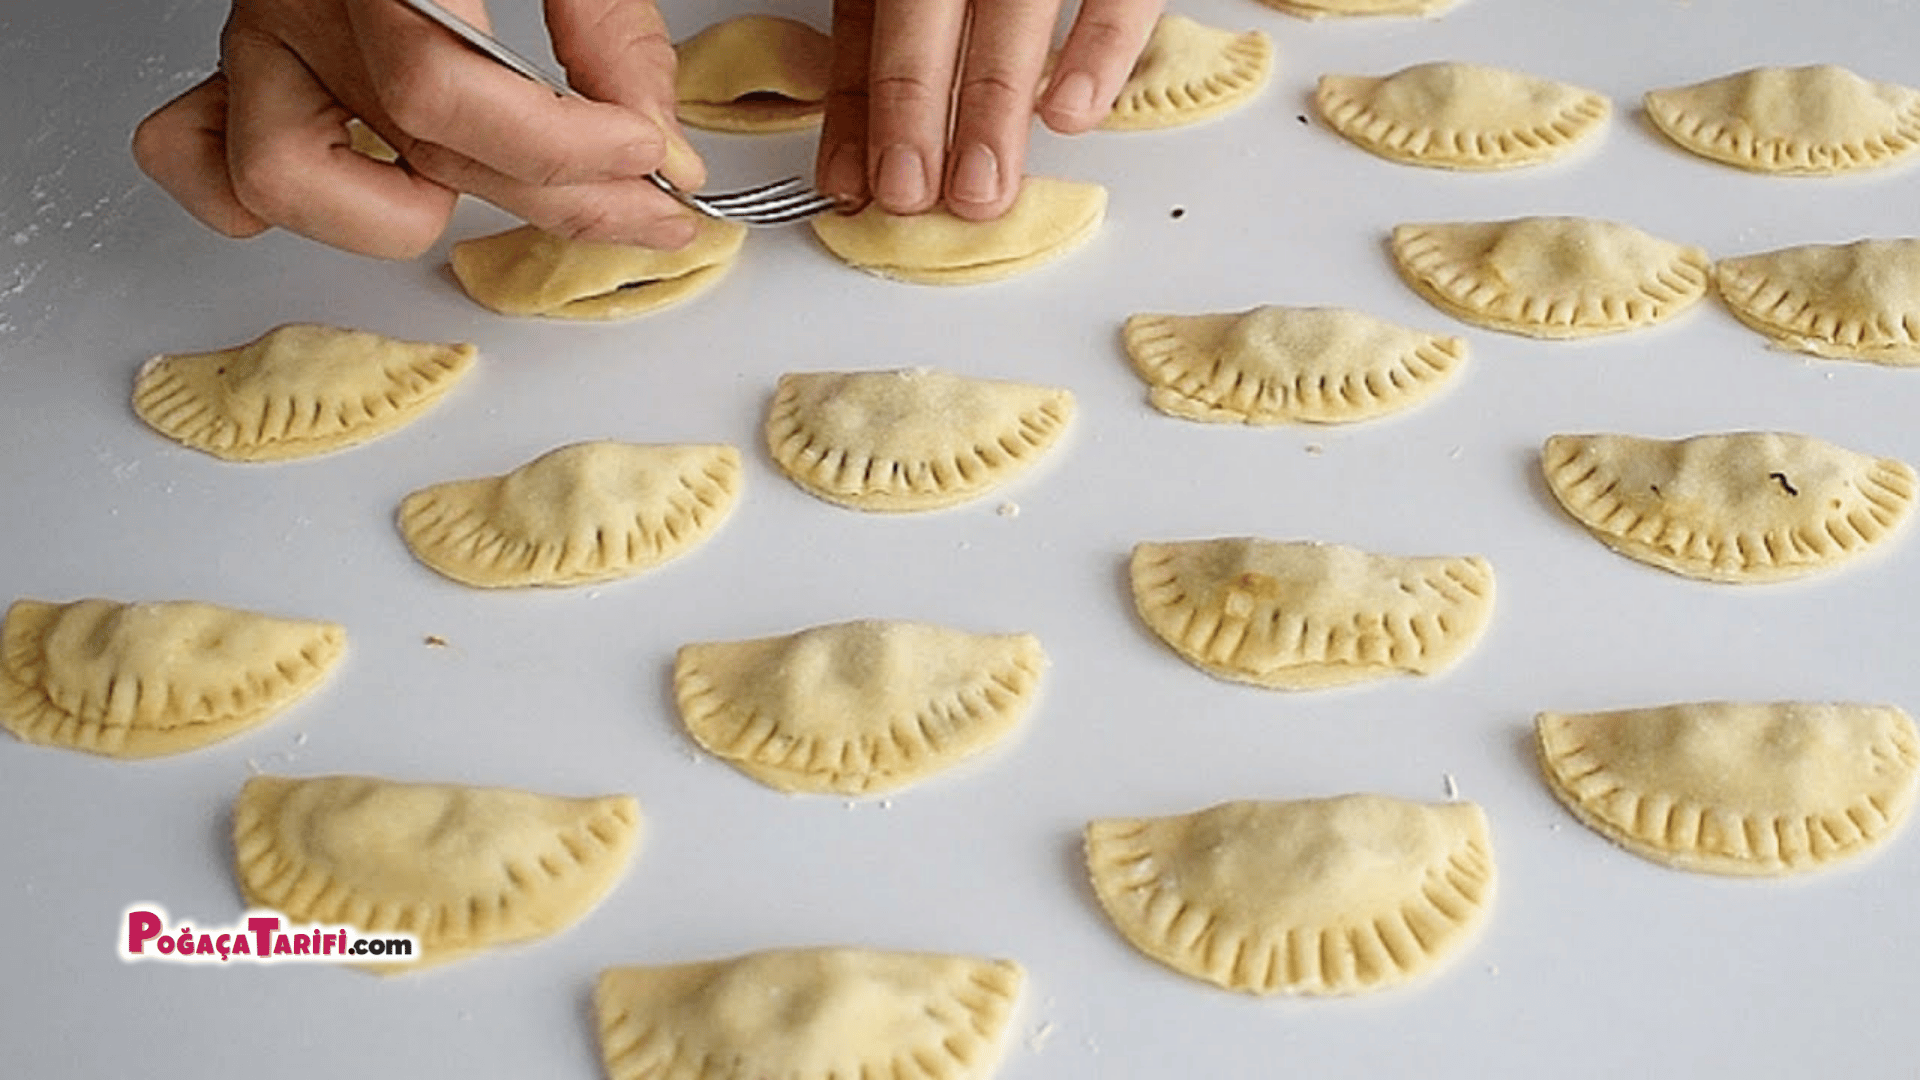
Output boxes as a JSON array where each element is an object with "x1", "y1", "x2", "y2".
[
  {"x1": 1714, "y1": 237, "x2": 1920, "y2": 365},
  {"x1": 1536, "y1": 701, "x2": 1920, "y2": 875},
  {"x1": 232, "y1": 774, "x2": 640, "y2": 971},
  {"x1": 449, "y1": 218, "x2": 746, "y2": 319},
  {"x1": 674, "y1": 15, "x2": 831, "y2": 132},
  {"x1": 133, "y1": 323, "x2": 475, "y2": 462},
  {"x1": 810, "y1": 176, "x2": 1106, "y2": 284},
  {"x1": 1392, "y1": 217, "x2": 1710, "y2": 338},
  {"x1": 1316, "y1": 62, "x2": 1609, "y2": 169},
  {"x1": 1085, "y1": 795, "x2": 1496, "y2": 995},
  {"x1": 397, "y1": 441, "x2": 741, "y2": 588},
  {"x1": 0, "y1": 597, "x2": 344, "y2": 759},
  {"x1": 1541, "y1": 431, "x2": 1916, "y2": 583},
  {"x1": 1122, "y1": 305, "x2": 1467, "y2": 424},
  {"x1": 1644, "y1": 64, "x2": 1920, "y2": 175},
  {"x1": 1130, "y1": 538, "x2": 1494, "y2": 689},
  {"x1": 1100, "y1": 15, "x2": 1272, "y2": 131}
]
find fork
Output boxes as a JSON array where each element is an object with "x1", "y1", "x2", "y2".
[{"x1": 393, "y1": 0, "x2": 839, "y2": 226}]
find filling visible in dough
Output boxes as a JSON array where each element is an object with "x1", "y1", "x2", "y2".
[
  {"x1": 449, "y1": 218, "x2": 747, "y2": 319},
  {"x1": 674, "y1": 15, "x2": 832, "y2": 132}
]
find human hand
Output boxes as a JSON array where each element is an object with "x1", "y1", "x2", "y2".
[
  {"x1": 815, "y1": 0, "x2": 1164, "y2": 221},
  {"x1": 132, "y1": 0, "x2": 706, "y2": 260}
]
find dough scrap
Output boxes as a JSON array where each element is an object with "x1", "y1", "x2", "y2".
[
  {"x1": 345, "y1": 119, "x2": 398, "y2": 162},
  {"x1": 1714, "y1": 237, "x2": 1920, "y2": 365},
  {"x1": 674, "y1": 619, "x2": 1046, "y2": 795},
  {"x1": 1255, "y1": 0, "x2": 1457, "y2": 18},
  {"x1": 810, "y1": 177, "x2": 1106, "y2": 284},
  {"x1": 133, "y1": 323, "x2": 474, "y2": 462},
  {"x1": 1315, "y1": 62, "x2": 1609, "y2": 169},
  {"x1": 1085, "y1": 795, "x2": 1495, "y2": 995},
  {"x1": 1129, "y1": 538, "x2": 1494, "y2": 689},
  {"x1": 1541, "y1": 431, "x2": 1916, "y2": 583},
  {"x1": 1122, "y1": 305, "x2": 1467, "y2": 424},
  {"x1": 396, "y1": 441, "x2": 740, "y2": 589},
  {"x1": 1536, "y1": 701, "x2": 1920, "y2": 876},
  {"x1": 0, "y1": 598, "x2": 343, "y2": 759},
  {"x1": 449, "y1": 218, "x2": 746, "y2": 319},
  {"x1": 595, "y1": 947, "x2": 1023, "y2": 1080},
  {"x1": 1645, "y1": 65, "x2": 1920, "y2": 175},
  {"x1": 674, "y1": 15, "x2": 831, "y2": 133},
  {"x1": 766, "y1": 368, "x2": 1074, "y2": 511},
  {"x1": 1391, "y1": 217, "x2": 1710, "y2": 338},
  {"x1": 232, "y1": 774, "x2": 639, "y2": 971},
  {"x1": 1101, "y1": 15, "x2": 1272, "y2": 131}
]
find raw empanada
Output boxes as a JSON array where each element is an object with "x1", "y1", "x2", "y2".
[
  {"x1": 1541, "y1": 431, "x2": 1916, "y2": 583},
  {"x1": 1130, "y1": 538, "x2": 1494, "y2": 689},
  {"x1": 1100, "y1": 15, "x2": 1272, "y2": 131},
  {"x1": 1256, "y1": 0, "x2": 1457, "y2": 18},
  {"x1": 232, "y1": 774, "x2": 639, "y2": 970},
  {"x1": 674, "y1": 619, "x2": 1045, "y2": 795},
  {"x1": 1644, "y1": 65, "x2": 1920, "y2": 175},
  {"x1": 1536, "y1": 701, "x2": 1920, "y2": 876},
  {"x1": 1714, "y1": 237, "x2": 1920, "y2": 365},
  {"x1": 1085, "y1": 795, "x2": 1495, "y2": 995},
  {"x1": 396, "y1": 441, "x2": 740, "y2": 589},
  {"x1": 133, "y1": 323, "x2": 474, "y2": 462},
  {"x1": 1315, "y1": 62, "x2": 1609, "y2": 169},
  {"x1": 595, "y1": 947, "x2": 1023, "y2": 1080},
  {"x1": 1391, "y1": 217, "x2": 1710, "y2": 338},
  {"x1": 766, "y1": 368, "x2": 1074, "y2": 511},
  {"x1": 1122, "y1": 305, "x2": 1467, "y2": 424},
  {"x1": 0, "y1": 598, "x2": 344, "y2": 759},
  {"x1": 449, "y1": 218, "x2": 746, "y2": 319},
  {"x1": 810, "y1": 176, "x2": 1106, "y2": 284},
  {"x1": 674, "y1": 15, "x2": 831, "y2": 133}
]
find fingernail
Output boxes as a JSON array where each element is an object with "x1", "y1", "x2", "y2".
[
  {"x1": 821, "y1": 141, "x2": 865, "y2": 201},
  {"x1": 874, "y1": 144, "x2": 929, "y2": 210},
  {"x1": 949, "y1": 143, "x2": 1000, "y2": 206},
  {"x1": 1048, "y1": 71, "x2": 1097, "y2": 119}
]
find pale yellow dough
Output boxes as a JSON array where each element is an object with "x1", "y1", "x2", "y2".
[
  {"x1": 674, "y1": 15, "x2": 831, "y2": 133},
  {"x1": 396, "y1": 441, "x2": 740, "y2": 589},
  {"x1": 674, "y1": 619, "x2": 1046, "y2": 795},
  {"x1": 1645, "y1": 65, "x2": 1920, "y2": 175},
  {"x1": 766, "y1": 368, "x2": 1074, "y2": 511},
  {"x1": 1101, "y1": 15, "x2": 1272, "y2": 131},
  {"x1": 1122, "y1": 305, "x2": 1467, "y2": 424},
  {"x1": 0, "y1": 598, "x2": 343, "y2": 759},
  {"x1": 1256, "y1": 0, "x2": 1457, "y2": 18},
  {"x1": 345, "y1": 119, "x2": 398, "y2": 162},
  {"x1": 1316, "y1": 62, "x2": 1609, "y2": 169},
  {"x1": 232, "y1": 774, "x2": 640, "y2": 971},
  {"x1": 1391, "y1": 217, "x2": 1710, "y2": 338},
  {"x1": 449, "y1": 218, "x2": 746, "y2": 319},
  {"x1": 1129, "y1": 538, "x2": 1494, "y2": 689},
  {"x1": 1536, "y1": 701, "x2": 1920, "y2": 876},
  {"x1": 810, "y1": 176, "x2": 1106, "y2": 284},
  {"x1": 1714, "y1": 237, "x2": 1920, "y2": 365},
  {"x1": 133, "y1": 323, "x2": 474, "y2": 462},
  {"x1": 595, "y1": 947, "x2": 1023, "y2": 1080},
  {"x1": 1541, "y1": 431, "x2": 1916, "y2": 583},
  {"x1": 1086, "y1": 795, "x2": 1495, "y2": 995}
]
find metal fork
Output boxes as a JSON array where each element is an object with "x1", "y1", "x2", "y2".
[{"x1": 393, "y1": 0, "x2": 839, "y2": 226}]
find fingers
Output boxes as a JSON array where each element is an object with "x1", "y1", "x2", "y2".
[
  {"x1": 132, "y1": 75, "x2": 271, "y2": 239},
  {"x1": 864, "y1": 0, "x2": 970, "y2": 214},
  {"x1": 816, "y1": 0, "x2": 878, "y2": 209},
  {"x1": 944, "y1": 0, "x2": 1063, "y2": 220},
  {"x1": 544, "y1": 0, "x2": 705, "y2": 190},
  {"x1": 1039, "y1": 0, "x2": 1163, "y2": 134}
]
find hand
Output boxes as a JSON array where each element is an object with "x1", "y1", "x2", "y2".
[
  {"x1": 131, "y1": 0, "x2": 706, "y2": 259},
  {"x1": 815, "y1": 0, "x2": 1164, "y2": 221}
]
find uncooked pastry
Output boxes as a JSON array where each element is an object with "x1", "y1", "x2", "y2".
[
  {"x1": 1541, "y1": 431, "x2": 1916, "y2": 583},
  {"x1": 1644, "y1": 65, "x2": 1920, "y2": 175},
  {"x1": 0, "y1": 597, "x2": 344, "y2": 759},
  {"x1": 1100, "y1": 15, "x2": 1272, "y2": 131},
  {"x1": 594, "y1": 947, "x2": 1023, "y2": 1080},
  {"x1": 1256, "y1": 0, "x2": 1458, "y2": 18},
  {"x1": 1391, "y1": 217, "x2": 1709, "y2": 338},
  {"x1": 449, "y1": 218, "x2": 746, "y2": 319},
  {"x1": 133, "y1": 323, "x2": 474, "y2": 462},
  {"x1": 1536, "y1": 701, "x2": 1920, "y2": 875},
  {"x1": 1714, "y1": 237, "x2": 1920, "y2": 365},
  {"x1": 674, "y1": 15, "x2": 831, "y2": 133},
  {"x1": 810, "y1": 177, "x2": 1106, "y2": 284},
  {"x1": 1122, "y1": 305, "x2": 1467, "y2": 424},
  {"x1": 674, "y1": 619, "x2": 1046, "y2": 795},
  {"x1": 1129, "y1": 537, "x2": 1494, "y2": 689},
  {"x1": 396, "y1": 441, "x2": 740, "y2": 588},
  {"x1": 1315, "y1": 62, "x2": 1609, "y2": 169},
  {"x1": 232, "y1": 773, "x2": 640, "y2": 971},
  {"x1": 766, "y1": 368, "x2": 1074, "y2": 511},
  {"x1": 1085, "y1": 794, "x2": 1495, "y2": 995}
]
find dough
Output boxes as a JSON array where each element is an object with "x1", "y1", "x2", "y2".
[
  {"x1": 1315, "y1": 62, "x2": 1609, "y2": 169},
  {"x1": 1101, "y1": 15, "x2": 1272, "y2": 131},
  {"x1": 810, "y1": 177, "x2": 1106, "y2": 284},
  {"x1": 1714, "y1": 237, "x2": 1920, "y2": 365},
  {"x1": 1645, "y1": 64, "x2": 1920, "y2": 175},
  {"x1": 449, "y1": 218, "x2": 746, "y2": 319},
  {"x1": 674, "y1": 15, "x2": 831, "y2": 133}
]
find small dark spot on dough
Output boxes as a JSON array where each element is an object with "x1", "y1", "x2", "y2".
[{"x1": 1769, "y1": 472, "x2": 1798, "y2": 496}]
